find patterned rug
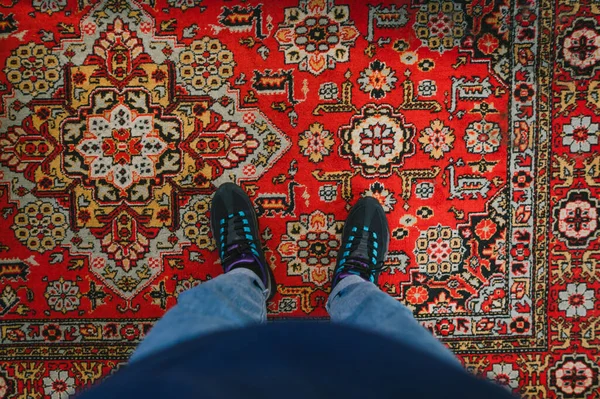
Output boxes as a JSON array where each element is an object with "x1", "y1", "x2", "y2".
[{"x1": 0, "y1": 0, "x2": 599, "y2": 397}]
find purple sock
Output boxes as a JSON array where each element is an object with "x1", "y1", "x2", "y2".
[{"x1": 223, "y1": 246, "x2": 265, "y2": 282}]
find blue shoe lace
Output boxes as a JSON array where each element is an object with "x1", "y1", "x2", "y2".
[
  {"x1": 334, "y1": 226, "x2": 386, "y2": 285},
  {"x1": 218, "y1": 210, "x2": 262, "y2": 271}
]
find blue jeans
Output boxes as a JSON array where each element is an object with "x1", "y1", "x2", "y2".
[{"x1": 130, "y1": 269, "x2": 461, "y2": 368}]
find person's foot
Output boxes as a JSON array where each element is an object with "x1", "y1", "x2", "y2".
[
  {"x1": 332, "y1": 196, "x2": 389, "y2": 288},
  {"x1": 210, "y1": 183, "x2": 275, "y2": 299}
]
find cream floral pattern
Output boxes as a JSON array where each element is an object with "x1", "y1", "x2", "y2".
[
  {"x1": 464, "y1": 120, "x2": 502, "y2": 154},
  {"x1": 414, "y1": 224, "x2": 464, "y2": 280},
  {"x1": 182, "y1": 197, "x2": 215, "y2": 250},
  {"x1": 12, "y1": 201, "x2": 67, "y2": 253},
  {"x1": 179, "y1": 37, "x2": 236, "y2": 93},
  {"x1": 74, "y1": 104, "x2": 168, "y2": 193},
  {"x1": 277, "y1": 211, "x2": 343, "y2": 287},
  {"x1": 4, "y1": 43, "x2": 60, "y2": 96},
  {"x1": 42, "y1": 370, "x2": 75, "y2": 399},
  {"x1": 562, "y1": 115, "x2": 599, "y2": 153},
  {"x1": 45, "y1": 278, "x2": 81, "y2": 314},
  {"x1": 275, "y1": 0, "x2": 360, "y2": 75},
  {"x1": 418, "y1": 119, "x2": 455, "y2": 159},
  {"x1": 414, "y1": 0, "x2": 467, "y2": 53},
  {"x1": 558, "y1": 283, "x2": 595, "y2": 317},
  {"x1": 298, "y1": 122, "x2": 335, "y2": 163}
]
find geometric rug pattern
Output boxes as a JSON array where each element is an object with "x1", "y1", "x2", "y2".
[{"x1": 0, "y1": 0, "x2": 598, "y2": 397}]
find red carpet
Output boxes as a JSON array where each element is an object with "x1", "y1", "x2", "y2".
[{"x1": 0, "y1": 0, "x2": 598, "y2": 397}]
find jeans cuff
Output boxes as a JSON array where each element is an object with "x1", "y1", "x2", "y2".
[
  {"x1": 227, "y1": 268, "x2": 269, "y2": 300},
  {"x1": 326, "y1": 275, "x2": 368, "y2": 312}
]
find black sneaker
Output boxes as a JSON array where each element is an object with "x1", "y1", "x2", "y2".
[
  {"x1": 210, "y1": 183, "x2": 275, "y2": 299},
  {"x1": 332, "y1": 196, "x2": 390, "y2": 289}
]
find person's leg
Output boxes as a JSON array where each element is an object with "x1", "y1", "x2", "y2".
[
  {"x1": 328, "y1": 196, "x2": 462, "y2": 369},
  {"x1": 132, "y1": 183, "x2": 275, "y2": 362},
  {"x1": 130, "y1": 268, "x2": 267, "y2": 363},
  {"x1": 326, "y1": 275, "x2": 462, "y2": 368}
]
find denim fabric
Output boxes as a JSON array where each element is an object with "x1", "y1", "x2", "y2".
[
  {"x1": 326, "y1": 275, "x2": 462, "y2": 369},
  {"x1": 130, "y1": 268, "x2": 267, "y2": 363},
  {"x1": 131, "y1": 271, "x2": 460, "y2": 370}
]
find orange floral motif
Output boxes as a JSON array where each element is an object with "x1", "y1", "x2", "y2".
[
  {"x1": 475, "y1": 218, "x2": 498, "y2": 241},
  {"x1": 405, "y1": 286, "x2": 429, "y2": 305},
  {"x1": 477, "y1": 33, "x2": 500, "y2": 55}
]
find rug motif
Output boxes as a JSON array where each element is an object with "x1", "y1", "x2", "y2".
[{"x1": 0, "y1": 0, "x2": 598, "y2": 397}]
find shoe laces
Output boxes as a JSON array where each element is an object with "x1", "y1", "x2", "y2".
[
  {"x1": 336, "y1": 226, "x2": 387, "y2": 283},
  {"x1": 218, "y1": 211, "x2": 261, "y2": 267}
]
